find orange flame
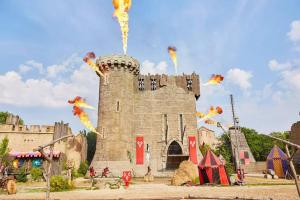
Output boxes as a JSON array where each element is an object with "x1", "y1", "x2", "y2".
[
  {"x1": 204, "y1": 119, "x2": 218, "y2": 126},
  {"x1": 68, "y1": 96, "x2": 95, "y2": 110},
  {"x1": 68, "y1": 97, "x2": 100, "y2": 135},
  {"x1": 113, "y1": 0, "x2": 131, "y2": 54},
  {"x1": 83, "y1": 52, "x2": 105, "y2": 78},
  {"x1": 168, "y1": 46, "x2": 178, "y2": 73},
  {"x1": 196, "y1": 106, "x2": 223, "y2": 121},
  {"x1": 204, "y1": 74, "x2": 224, "y2": 86}
]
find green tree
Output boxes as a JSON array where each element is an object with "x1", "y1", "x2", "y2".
[
  {"x1": 242, "y1": 127, "x2": 288, "y2": 161},
  {"x1": 0, "y1": 111, "x2": 24, "y2": 125},
  {"x1": 199, "y1": 143, "x2": 210, "y2": 156},
  {"x1": 77, "y1": 161, "x2": 89, "y2": 176},
  {"x1": 86, "y1": 131, "x2": 97, "y2": 164},
  {"x1": 215, "y1": 134, "x2": 234, "y2": 176},
  {"x1": 0, "y1": 112, "x2": 9, "y2": 124},
  {"x1": 0, "y1": 136, "x2": 9, "y2": 166}
]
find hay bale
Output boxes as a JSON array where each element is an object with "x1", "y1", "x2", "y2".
[
  {"x1": 144, "y1": 174, "x2": 154, "y2": 182},
  {"x1": 7, "y1": 180, "x2": 17, "y2": 194},
  {"x1": 171, "y1": 160, "x2": 198, "y2": 186}
]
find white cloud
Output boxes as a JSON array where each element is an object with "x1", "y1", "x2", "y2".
[
  {"x1": 226, "y1": 68, "x2": 253, "y2": 90},
  {"x1": 280, "y1": 68, "x2": 300, "y2": 92},
  {"x1": 287, "y1": 20, "x2": 300, "y2": 42},
  {"x1": 18, "y1": 64, "x2": 32, "y2": 73},
  {"x1": 140, "y1": 60, "x2": 168, "y2": 75},
  {"x1": 0, "y1": 56, "x2": 98, "y2": 107},
  {"x1": 46, "y1": 54, "x2": 81, "y2": 78},
  {"x1": 268, "y1": 59, "x2": 291, "y2": 71},
  {"x1": 233, "y1": 59, "x2": 300, "y2": 133},
  {"x1": 18, "y1": 60, "x2": 44, "y2": 74}
]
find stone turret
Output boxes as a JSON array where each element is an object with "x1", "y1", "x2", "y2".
[
  {"x1": 5, "y1": 114, "x2": 20, "y2": 125},
  {"x1": 92, "y1": 55, "x2": 140, "y2": 164}
]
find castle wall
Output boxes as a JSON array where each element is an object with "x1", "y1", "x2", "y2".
[
  {"x1": 91, "y1": 55, "x2": 201, "y2": 177},
  {"x1": 198, "y1": 126, "x2": 219, "y2": 149},
  {"x1": 290, "y1": 121, "x2": 300, "y2": 173},
  {"x1": 133, "y1": 76, "x2": 200, "y2": 175},
  {"x1": 0, "y1": 122, "x2": 87, "y2": 170},
  {"x1": 0, "y1": 124, "x2": 54, "y2": 152}
]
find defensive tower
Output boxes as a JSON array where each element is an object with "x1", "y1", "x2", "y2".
[{"x1": 91, "y1": 54, "x2": 201, "y2": 176}]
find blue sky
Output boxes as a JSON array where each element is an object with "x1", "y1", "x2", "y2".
[{"x1": 0, "y1": 0, "x2": 300, "y2": 134}]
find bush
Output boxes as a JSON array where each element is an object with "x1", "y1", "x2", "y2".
[
  {"x1": 77, "y1": 161, "x2": 89, "y2": 177},
  {"x1": 215, "y1": 134, "x2": 235, "y2": 176},
  {"x1": 50, "y1": 175, "x2": 72, "y2": 192},
  {"x1": 16, "y1": 166, "x2": 28, "y2": 182},
  {"x1": 30, "y1": 167, "x2": 43, "y2": 181}
]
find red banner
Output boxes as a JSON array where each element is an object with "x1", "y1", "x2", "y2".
[
  {"x1": 188, "y1": 136, "x2": 197, "y2": 164},
  {"x1": 136, "y1": 136, "x2": 144, "y2": 165},
  {"x1": 122, "y1": 171, "x2": 132, "y2": 188}
]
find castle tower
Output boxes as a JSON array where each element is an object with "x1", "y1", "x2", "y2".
[
  {"x1": 91, "y1": 55, "x2": 140, "y2": 172},
  {"x1": 91, "y1": 54, "x2": 201, "y2": 176}
]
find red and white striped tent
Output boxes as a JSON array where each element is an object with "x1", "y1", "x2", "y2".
[{"x1": 198, "y1": 149, "x2": 230, "y2": 185}]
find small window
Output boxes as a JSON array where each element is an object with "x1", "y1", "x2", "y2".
[
  {"x1": 104, "y1": 74, "x2": 109, "y2": 85},
  {"x1": 187, "y1": 79, "x2": 193, "y2": 91},
  {"x1": 138, "y1": 78, "x2": 144, "y2": 91},
  {"x1": 164, "y1": 114, "x2": 168, "y2": 143},
  {"x1": 151, "y1": 79, "x2": 157, "y2": 90},
  {"x1": 101, "y1": 127, "x2": 105, "y2": 139},
  {"x1": 116, "y1": 101, "x2": 120, "y2": 112}
]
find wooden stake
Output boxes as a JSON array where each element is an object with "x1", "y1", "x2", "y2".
[
  {"x1": 33, "y1": 134, "x2": 74, "y2": 200},
  {"x1": 285, "y1": 144, "x2": 300, "y2": 198}
]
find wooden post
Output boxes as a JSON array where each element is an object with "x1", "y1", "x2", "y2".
[
  {"x1": 46, "y1": 144, "x2": 54, "y2": 200},
  {"x1": 33, "y1": 134, "x2": 74, "y2": 200},
  {"x1": 285, "y1": 144, "x2": 300, "y2": 198}
]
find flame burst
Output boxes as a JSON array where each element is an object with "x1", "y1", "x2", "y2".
[
  {"x1": 204, "y1": 74, "x2": 224, "y2": 86},
  {"x1": 68, "y1": 97, "x2": 100, "y2": 135},
  {"x1": 204, "y1": 119, "x2": 218, "y2": 126},
  {"x1": 113, "y1": 0, "x2": 131, "y2": 54},
  {"x1": 196, "y1": 106, "x2": 223, "y2": 121},
  {"x1": 168, "y1": 46, "x2": 178, "y2": 73},
  {"x1": 68, "y1": 96, "x2": 95, "y2": 110},
  {"x1": 83, "y1": 52, "x2": 105, "y2": 78}
]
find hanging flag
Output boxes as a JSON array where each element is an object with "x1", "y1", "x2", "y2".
[
  {"x1": 188, "y1": 136, "x2": 197, "y2": 164},
  {"x1": 136, "y1": 136, "x2": 144, "y2": 165}
]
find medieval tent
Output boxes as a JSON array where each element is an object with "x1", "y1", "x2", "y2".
[
  {"x1": 266, "y1": 145, "x2": 289, "y2": 178},
  {"x1": 198, "y1": 149, "x2": 230, "y2": 185}
]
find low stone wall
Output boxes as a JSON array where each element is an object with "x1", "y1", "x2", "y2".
[{"x1": 243, "y1": 162, "x2": 266, "y2": 174}]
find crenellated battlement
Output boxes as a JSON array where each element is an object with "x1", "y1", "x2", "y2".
[
  {"x1": 0, "y1": 124, "x2": 54, "y2": 133},
  {"x1": 136, "y1": 72, "x2": 200, "y2": 100},
  {"x1": 96, "y1": 54, "x2": 140, "y2": 75}
]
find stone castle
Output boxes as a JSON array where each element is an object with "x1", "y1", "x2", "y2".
[
  {"x1": 0, "y1": 114, "x2": 87, "y2": 172},
  {"x1": 91, "y1": 55, "x2": 202, "y2": 176}
]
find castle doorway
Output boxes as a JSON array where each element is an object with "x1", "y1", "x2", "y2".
[{"x1": 166, "y1": 141, "x2": 189, "y2": 170}]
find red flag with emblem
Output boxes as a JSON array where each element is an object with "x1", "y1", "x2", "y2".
[
  {"x1": 188, "y1": 136, "x2": 197, "y2": 164},
  {"x1": 136, "y1": 136, "x2": 144, "y2": 165}
]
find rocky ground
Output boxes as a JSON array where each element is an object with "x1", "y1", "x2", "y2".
[{"x1": 0, "y1": 177, "x2": 297, "y2": 200}]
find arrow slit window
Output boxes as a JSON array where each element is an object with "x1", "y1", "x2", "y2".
[{"x1": 187, "y1": 78, "x2": 193, "y2": 91}]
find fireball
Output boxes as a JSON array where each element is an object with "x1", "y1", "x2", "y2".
[
  {"x1": 83, "y1": 52, "x2": 105, "y2": 78},
  {"x1": 204, "y1": 74, "x2": 224, "y2": 86},
  {"x1": 113, "y1": 0, "x2": 131, "y2": 54},
  {"x1": 168, "y1": 46, "x2": 178, "y2": 73}
]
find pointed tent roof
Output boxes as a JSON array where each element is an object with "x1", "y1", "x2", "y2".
[
  {"x1": 267, "y1": 145, "x2": 288, "y2": 160},
  {"x1": 198, "y1": 149, "x2": 223, "y2": 168}
]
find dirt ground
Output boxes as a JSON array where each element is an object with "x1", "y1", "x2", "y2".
[{"x1": 0, "y1": 177, "x2": 298, "y2": 200}]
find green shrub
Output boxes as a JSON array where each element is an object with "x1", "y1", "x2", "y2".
[
  {"x1": 77, "y1": 161, "x2": 89, "y2": 177},
  {"x1": 16, "y1": 166, "x2": 28, "y2": 182},
  {"x1": 30, "y1": 167, "x2": 43, "y2": 181},
  {"x1": 50, "y1": 175, "x2": 72, "y2": 192}
]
